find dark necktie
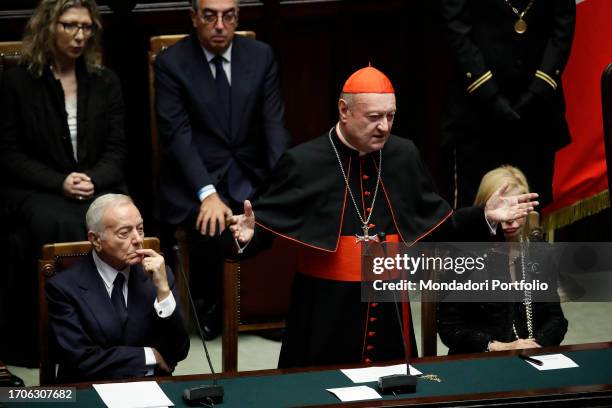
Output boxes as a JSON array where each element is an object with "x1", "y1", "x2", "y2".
[
  {"x1": 212, "y1": 55, "x2": 231, "y2": 127},
  {"x1": 111, "y1": 273, "x2": 128, "y2": 327}
]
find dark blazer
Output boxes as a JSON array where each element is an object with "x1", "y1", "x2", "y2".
[
  {"x1": 440, "y1": 0, "x2": 575, "y2": 151},
  {"x1": 0, "y1": 60, "x2": 126, "y2": 195},
  {"x1": 154, "y1": 34, "x2": 290, "y2": 224},
  {"x1": 437, "y1": 301, "x2": 568, "y2": 355},
  {"x1": 437, "y1": 249, "x2": 568, "y2": 355},
  {"x1": 46, "y1": 255, "x2": 190, "y2": 382}
]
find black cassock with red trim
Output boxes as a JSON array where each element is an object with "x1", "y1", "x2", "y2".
[{"x1": 249, "y1": 129, "x2": 492, "y2": 368}]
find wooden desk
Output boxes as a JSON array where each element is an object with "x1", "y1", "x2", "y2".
[{"x1": 13, "y1": 343, "x2": 612, "y2": 407}]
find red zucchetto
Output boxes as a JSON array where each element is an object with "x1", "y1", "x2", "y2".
[{"x1": 342, "y1": 66, "x2": 395, "y2": 94}]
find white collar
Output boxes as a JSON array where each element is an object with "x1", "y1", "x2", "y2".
[
  {"x1": 202, "y1": 42, "x2": 233, "y2": 64},
  {"x1": 335, "y1": 123, "x2": 366, "y2": 156},
  {"x1": 92, "y1": 249, "x2": 129, "y2": 291}
]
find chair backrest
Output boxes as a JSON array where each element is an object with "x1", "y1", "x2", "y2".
[
  {"x1": 421, "y1": 247, "x2": 442, "y2": 357},
  {"x1": 148, "y1": 34, "x2": 188, "y2": 182},
  {"x1": 0, "y1": 41, "x2": 22, "y2": 80},
  {"x1": 222, "y1": 238, "x2": 296, "y2": 372},
  {"x1": 602, "y1": 63, "x2": 612, "y2": 194},
  {"x1": 38, "y1": 237, "x2": 160, "y2": 385}
]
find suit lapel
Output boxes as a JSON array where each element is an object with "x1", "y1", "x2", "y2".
[
  {"x1": 230, "y1": 37, "x2": 255, "y2": 142},
  {"x1": 75, "y1": 60, "x2": 90, "y2": 164},
  {"x1": 188, "y1": 35, "x2": 230, "y2": 139},
  {"x1": 77, "y1": 255, "x2": 124, "y2": 344},
  {"x1": 40, "y1": 68, "x2": 75, "y2": 167}
]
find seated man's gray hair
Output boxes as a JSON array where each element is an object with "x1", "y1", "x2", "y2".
[{"x1": 86, "y1": 194, "x2": 134, "y2": 234}]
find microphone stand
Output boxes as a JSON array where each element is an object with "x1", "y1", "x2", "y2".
[
  {"x1": 173, "y1": 245, "x2": 224, "y2": 405},
  {"x1": 376, "y1": 233, "x2": 417, "y2": 394}
]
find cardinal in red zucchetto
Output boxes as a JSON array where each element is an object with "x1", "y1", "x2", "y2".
[{"x1": 228, "y1": 65, "x2": 539, "y2": 369}]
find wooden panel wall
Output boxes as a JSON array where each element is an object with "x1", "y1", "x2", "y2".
[{"x1": 0, "y1": 0, "x2": 454, "y2": 230}]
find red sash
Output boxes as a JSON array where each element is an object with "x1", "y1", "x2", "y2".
[{"x1": 297, "y1": 234, "x2": 399, "y2": 282}]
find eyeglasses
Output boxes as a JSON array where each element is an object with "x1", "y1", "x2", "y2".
[
  {"x1": 198, "y1": 9, "x2": 238, "y2": 26},
  {"x1": 58, "y1": 22, "x2": 96, "y2": 37}
]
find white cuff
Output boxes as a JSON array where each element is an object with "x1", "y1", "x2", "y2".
[
  {"x1": 154, "y1": 291, "x2": 176, "y2": 318},
  {"x1": 198, "y1": 185, "x2": 217, "y2": 202},
  {"x1": 144, "y1": 346, "x2": 156, "y2": 368}
]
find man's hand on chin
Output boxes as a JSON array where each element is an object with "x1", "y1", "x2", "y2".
[{"x1": 136, "y1": 248, "x2": 170, "y2": 301}]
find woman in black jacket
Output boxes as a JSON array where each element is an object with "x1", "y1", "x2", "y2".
[
  {"x1": 437, "y1": 166, "x2": 567, "y2": 354},
  {"x1": 0, "y1": 0, "x2": 126, "y2": 366},
  {"x1": 0, "y1": 0, "x2": 126, "y2": 244}
]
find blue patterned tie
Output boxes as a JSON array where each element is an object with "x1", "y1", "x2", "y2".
[{"x1": 111, "y1": 273, "x2": 128, "y2": 326}]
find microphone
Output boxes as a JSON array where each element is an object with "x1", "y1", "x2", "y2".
[
  {"x1": 173, "y1": 245, "x2": 224, "y2": 405},
  {"x1": 527, "y1": 211, "x2": 543, "y2": 242},
  {"x1": 376, "y1": 232, "x2": 417, "y2": 395}
]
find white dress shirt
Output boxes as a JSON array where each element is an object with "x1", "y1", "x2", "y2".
[{"x1": 92, "y1": 250, "x2": 176, "y2": 373}]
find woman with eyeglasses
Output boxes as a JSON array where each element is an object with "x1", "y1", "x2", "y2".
[
  {"x1": 0, "y1": 0, "x2": 125, "y2": 367},
  {"x1": 437, "y1": 166, "x2": 567, "y2": 355}
]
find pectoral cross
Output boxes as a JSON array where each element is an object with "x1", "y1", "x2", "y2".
[{"x1": 355, "y1": 224, "x2": 377, "y2": 243}]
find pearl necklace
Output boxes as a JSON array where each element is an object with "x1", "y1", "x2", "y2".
[{"x1": 512, "y1": 240, "x2": 534, "y2": 339}]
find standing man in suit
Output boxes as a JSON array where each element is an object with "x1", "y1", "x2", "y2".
[
  {"x1": 46, "y1": 194, "x2": 190, "y2": 382},
  {"x1": 440, "y1": 0, "x2": 576, "y2": 208},
  {"x1": 154, "y1": 0, "x2": 290, "y2": 339}
]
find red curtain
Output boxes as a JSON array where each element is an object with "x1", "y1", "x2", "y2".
[{"x1": 544, "y1": 0, "x2": 612, "y2": 229}]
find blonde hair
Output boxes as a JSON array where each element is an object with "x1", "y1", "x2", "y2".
[
  {"x1": 20, "y1": 0, "x2": 103, "y2": 77},
  {"x1": 474, "y1": 165, "x2": 530, "y2": 206}
]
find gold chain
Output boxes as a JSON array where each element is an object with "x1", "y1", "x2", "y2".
[{"x1": 504, "y1": 0, "x2": 535, "y2": 19}]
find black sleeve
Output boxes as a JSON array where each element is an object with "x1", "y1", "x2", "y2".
[
  {"x1": 155, "y1": 52, "x2": 213, "y2": 194},
  {"x1": 534, "y1": 301, "x2": 568, "y2": 347},
  {"x1": 429, "y1": 205, "x2": 501, "y2": 242},
  {"x1": 437, "y1": 302, "x2": 492, "y2": 353},
  {"x1": 533, "y1": 255, "x2": 568, "y2": 346},
  {"x1": 0, "y1": 69, "x2": 66, "y2": 192},
  {"x1": 153, "y1": 265, "x2": 191, "y2": 367},
  {"x1": 440, "y1": 0, "x2": 499, "y2": 101},
  {"x1": 528, "y1": 0, "x2": 576, "y2": 99}
]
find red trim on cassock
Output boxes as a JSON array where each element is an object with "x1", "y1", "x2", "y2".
[{"x1": 253, "y1": 157, "x2": 352, "y2": 253}]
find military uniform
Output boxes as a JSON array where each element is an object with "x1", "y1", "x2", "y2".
[{"x1": 440, "y1": 0, "x2": 576, "y2": 207}]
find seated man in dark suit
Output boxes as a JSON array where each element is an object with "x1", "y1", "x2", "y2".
[
  {"x1": 46, "y1": 194, "x2": 190, "y2": 382},
  {"x1": 154, "y1": 0, "x2": 290, "y2": 339}
]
